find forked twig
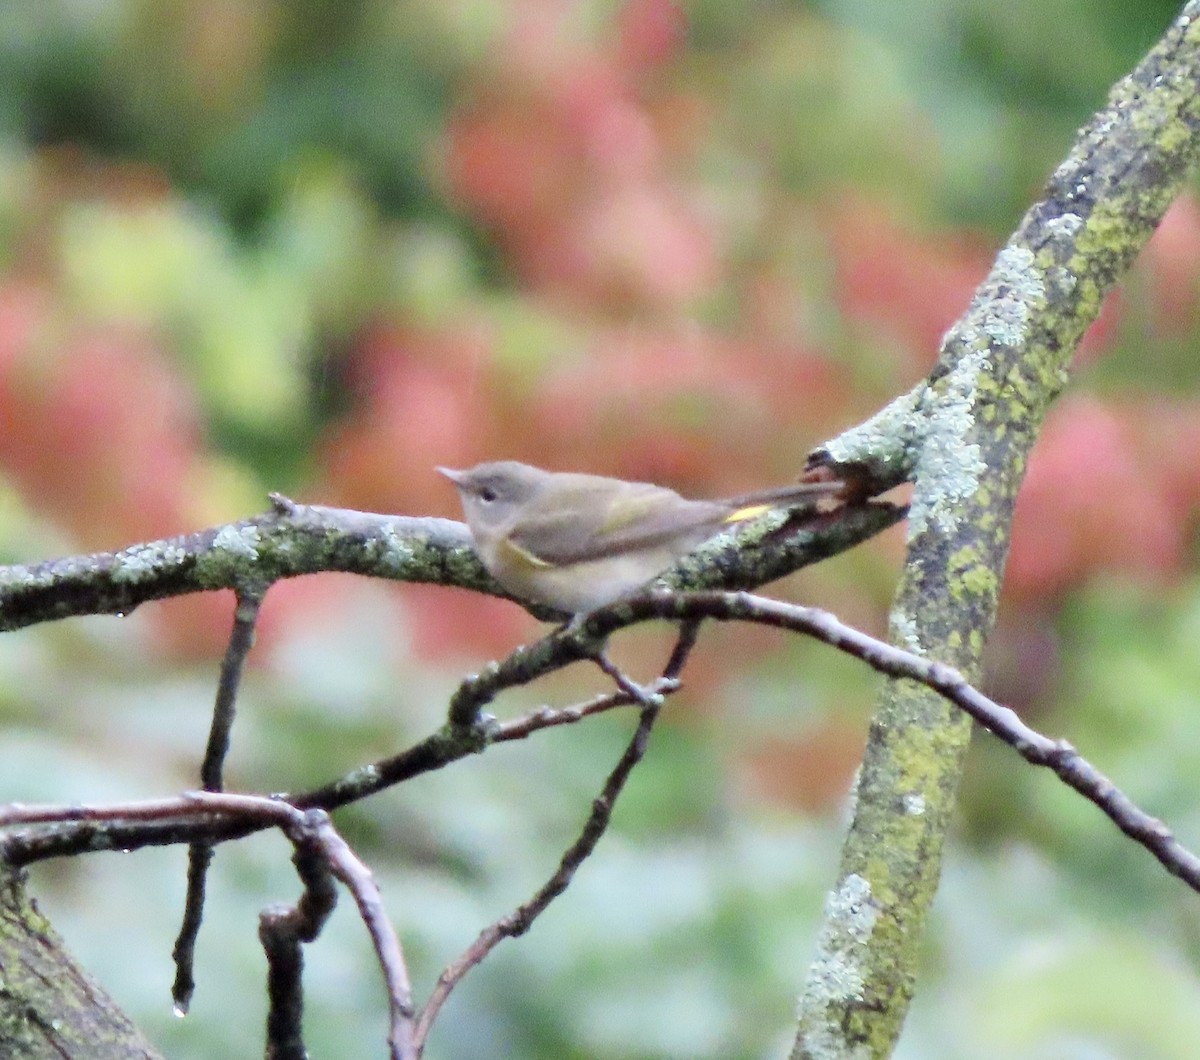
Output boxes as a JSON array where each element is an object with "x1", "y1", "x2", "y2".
[{"x1": 411, "y1": 620, "x2": 700, "y2": 1054}]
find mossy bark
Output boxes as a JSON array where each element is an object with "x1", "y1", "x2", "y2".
[
  {"x1": 0, "y1": 867, "x2": 162, "y2": 1059},
  {"x1": 794, "y1": 5, "x2": 1200, "y2": 1056}
]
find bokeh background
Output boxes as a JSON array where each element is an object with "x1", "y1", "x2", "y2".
[{"x1": 1, "y1": 1, "x2": 1199, "y2": 1057}]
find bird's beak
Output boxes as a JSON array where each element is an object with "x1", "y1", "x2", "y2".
[{"x1": 436, "y1": 466, "x2": 466, "y2": 487}]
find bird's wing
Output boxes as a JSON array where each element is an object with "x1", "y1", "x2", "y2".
[{"x1": 508, "y1": 483, "x2": 726, "y2": 566}]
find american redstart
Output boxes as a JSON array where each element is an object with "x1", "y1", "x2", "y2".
[{"x1": 439, "y1": 461, "x2": 844, "y2": 614}]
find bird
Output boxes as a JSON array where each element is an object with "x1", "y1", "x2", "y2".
[{"x1": 439, "y1": 460, "x2": 843, "y2": 615}]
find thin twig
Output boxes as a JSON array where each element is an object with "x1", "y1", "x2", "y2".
[
  {"x1": 493, "y1": 679, "x2": 676, "y2": 740},
  {"x1": 0, "y1": 792, "x2": 416, "y2": 1060},
  {"x1": 200, "y1": 588, "x2": 268, "y2": 791},
  {"x1": 312, "y1": 817, "x2": 415, "y2": 1060},
  {"x1": 173, "y1": 585, "x2": 268, "y2": 1014},
  {"x1": 411, "y1": 623, "x2": 697, "y2": 1054},
  {"x1": 260, "y1": 809, "x2": 340, "y2": 1060},
  {"x1": 3, "y1": 593, "x2": 1196, "y2": 894},
  {"x1": 591, "y1": 649, "x2": 666, "y2": 706},
  {"x1": 171, "y1": 843, "x2": 214, "y2": 1015}
]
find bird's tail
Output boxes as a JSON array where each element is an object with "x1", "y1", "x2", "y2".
[{"x1": 725, "y1": 478, "x2": 844, "y2": 514}]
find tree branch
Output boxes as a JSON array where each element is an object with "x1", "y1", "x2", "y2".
[
  {"x1": 0, "y1": 493, "x2": 903, "y2": 631},
  {"x1": 4, "y1": 593, "x2": 1196, "y2": 891},
  {"x1": 796, "y1": 5, "x2": 1200, "y2": 1055},
  {"x1": 6, "y1": 793, "x2": 415, "y2": 1060},
  {"x1": 4, "y1": 587, "x2": 1197, "y2": 1053},
  {"x1": 173, "y1": 584, "x2": 268, "y2": 1013},
  {"x1": 411, "y1": 621, "x2": 700, "y2": 1055}
]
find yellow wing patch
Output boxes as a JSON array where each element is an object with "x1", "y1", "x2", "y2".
[{"x1": 502, "y1": 537, "x2": 555, "y2": 569}]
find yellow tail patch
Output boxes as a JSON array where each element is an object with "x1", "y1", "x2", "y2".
[{"x1": 725, "y1": 503, "x2": 771, "y2": 524}]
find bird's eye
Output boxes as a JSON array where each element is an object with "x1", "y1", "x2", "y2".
[{"x1": 479, "y1": 487, "x2": 497, "y2": 503}]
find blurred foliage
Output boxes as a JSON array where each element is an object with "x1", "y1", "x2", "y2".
[{"x1": 0, "y1": 0, "x2": 1198, "y2": 1057}]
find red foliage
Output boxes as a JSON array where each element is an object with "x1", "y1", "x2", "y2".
[
  {"x1": 830, "y1": 199, "x2": 991, "y2": 371},
  {"x1": 148, "y1": 592, "x2": 246, "y2": 661},
  {"x1": 441, "y1": 0, "x2": 715, "y2": 312},
  {"x1": 736, "y1": 720, "x2": 866, "y2": 814},
  {"x1": 0, "y1": 279, "x2": 244, "y2": 661},
  {"x1": 1005, "y1": 395, "x2": 1193, "y2": 601},
  {"x1": 1141, "y1": 190, "x2": 1200, "y2": 335},
  {"x1": 317, "y1": 314, "x2": 858, "y2": 511},
  {"x1": 529, "y1": 328, "x2": 849, "y2": 488},
  {"x1": 616, "y1": 0, "x2": 687, "y2": 75},
  {"x1": 1072, "y1": 288, "x2": 1124, "y2": 366},
  {"x1": 0, "y1": 281, "x2": 205, "y2": 548},
  {"x1": 829, "y1": 197, "x2": 1126, "y2": 371},
  {"x1": 318, "y1": 323, "x2": 499, "y2": 515},
  {"x1": 400, "y1": 585, "x2": 537, "y2": 661}
]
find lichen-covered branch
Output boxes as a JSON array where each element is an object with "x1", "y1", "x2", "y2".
[
  {"x1": 0, "y1": 493, "x2": 902, "y2": 632},
  {"x1": 795, "y1": 5, "x2": 1200, "y2": 1056}
]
